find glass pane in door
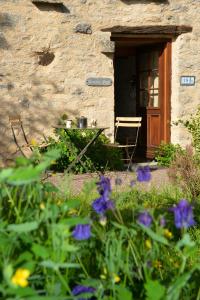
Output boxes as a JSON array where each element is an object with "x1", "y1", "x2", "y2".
[
  {"x1": 138, "y1": 50, "x2": 160, "y2": 108},
  {"x1": 150, "y1": 92, "x2": 159, "y2": 107},
  {"x1": 150, "y1": 71, "x2": 159, "y2": 90}
]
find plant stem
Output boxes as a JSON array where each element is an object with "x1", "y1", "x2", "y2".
[{"x1": 56, "y1": 269, "x2": 71, "y2": 295}]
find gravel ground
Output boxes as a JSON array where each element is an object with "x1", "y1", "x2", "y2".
[{"x1": 48, "y1": 167, "x2": 170, "y2": 194}]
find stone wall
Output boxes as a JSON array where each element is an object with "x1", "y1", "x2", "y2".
[{"x1": 0, "y1": 0, "x2": 199, "y2": 160}]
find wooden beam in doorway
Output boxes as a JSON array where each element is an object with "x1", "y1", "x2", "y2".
[{"x1": 101, "y1": 25, "x2": 192, "y2": 36}]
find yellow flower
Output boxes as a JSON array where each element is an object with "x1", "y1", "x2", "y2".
[
  {"x1": 30, "y1": 138, "x2": 38, "y2": 147},
  {"x1": 145, "y1": 239, "x2": 152, "y2": 250},
  {"x1": 113, "y1": 274, "x2": 121, "y2": 283},
  {"x1": 11, "y1": 268, "x2": 30, "y2": 288},
  {"x1": 40, "y1": 202, "x2": 45, "y2": 210},
  {"x1": 164, "y1": 229, "x2": 173, "y2": 239}
]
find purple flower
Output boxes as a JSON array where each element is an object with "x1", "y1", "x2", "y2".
[
  {"x1": 72, "y1": 285, "x2": 96, "y2": 297},
  {"x1": 115, "y1": 177, "x2": 122, "y2": 186},
  {"x1": 72, "y1": 224, "x2": 91, "y2": 240},
  {"x1": 137, "y1": 166, "x2": 151, "y2": 182},
  {"x1": 138, "y1": 211, "x2": 152, "y2": 227},
  {"x1": 92, "y1": 196, "x2": 114, "y2": 214},
  {"x1": 92, "y1": 176, "x2": 114, "y2": 215},
  {"x1": 97, "y1": 176, "x2": 112, "y2": 195},
  {"x1": 171, "y1": 199, "x2": 195, "y2": 229},
  {"x1": 160, "y1": 216, "x2": 166, "y2": 227}
]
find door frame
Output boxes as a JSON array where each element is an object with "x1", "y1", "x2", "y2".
[{"x1": 113, "y1": 37, "x2": 172, "y2": 158}]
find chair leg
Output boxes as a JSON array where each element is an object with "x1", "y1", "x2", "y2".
[{"x1": 127, "y1": 146, "x2": 136, "y2": 171}]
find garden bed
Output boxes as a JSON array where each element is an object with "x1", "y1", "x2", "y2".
[{"x1": 0, "y1": 150, "x2": 199, "y2": 299}]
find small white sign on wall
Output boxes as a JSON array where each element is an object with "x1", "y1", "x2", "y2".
[{"x1": 180, "y1": 76, "x2": 195, "y2": 86}]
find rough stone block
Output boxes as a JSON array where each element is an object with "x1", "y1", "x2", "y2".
[{"x1": 75, "y1": 23, "x2": 92, "y2": 34}]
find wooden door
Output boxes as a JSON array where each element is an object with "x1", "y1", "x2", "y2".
[{"x1": 137, "y1": 42, "x2": 171, "y2": 158}]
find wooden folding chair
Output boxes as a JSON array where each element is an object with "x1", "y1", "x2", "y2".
[
  {"x1": 9, "y1": 115, "x2": 49, "y2": 158},
  {"x1": 107, "y1": 117, "x2": 142, "y2": 169}
]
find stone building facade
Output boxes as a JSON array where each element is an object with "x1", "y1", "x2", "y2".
[{"x1": 0, "y1": 0, "x2": 199, "y2": 160}]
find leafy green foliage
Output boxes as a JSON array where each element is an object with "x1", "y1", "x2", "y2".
[
  {"x1": 155, "y1": 142, "x2": 184, "y2": 167},
  {"x1": 177, "y1": 106, "x2": 200, "y2": 155},
  {"x1": 169, "y1": 146, "x2": 200, "y2": 198},
  {"x1": 0, "y1": 153, "x2": 200, "y2": 299},
  {"x1": 43, "y1": 128, "x2": 123, "y2": 173},
  {"x1": 145, "y1": 280, "x2": 166, "y2": 300}
]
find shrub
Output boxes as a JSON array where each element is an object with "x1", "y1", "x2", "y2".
[
  {"x1": 176, "y1": 106, "x2": 200, "y2": 155},
  {"x1": 155, "y1": 142, "x2": 184, "y2": 167},
  {"x1": 44, "y1": 128, "x2": 123, "y2": 173},
  {"x1": 168, "y1": 145, "x2": 200, "y2": 198}
]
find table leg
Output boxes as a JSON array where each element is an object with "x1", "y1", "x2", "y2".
[{"x1": 66, "y1": 129, "x2": 104, "y2": 173}]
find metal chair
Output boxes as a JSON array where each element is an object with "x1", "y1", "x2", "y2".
[
  {"x1": 107, "y1": 117, "x2": 142, "y2": 169},
  {"x1": 9, "y1": 115, "x2": 49, "y2": 158}
]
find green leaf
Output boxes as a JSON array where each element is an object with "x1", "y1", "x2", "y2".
[
  {"x1": 32, "y1": 244, "x2": 49, "y2": 259},
  {"x1": 15, "y1": 156, "x2": 30, "y2": 166},
  {"x1": 0, "y1": 168, "x2": 13, "y2": 182},
  {"x1": 40, "y1": 260, "x2": 80, "y2": 270},
  {"x1": 145, "y1": 280, "x2": 166, "y2": 300},
  {"x1": 27, "y1": 297, "x2": 70, "y2": 300},
  {"x1": 116, "y1": 285, "x2": 133, "y2": 300},
  {"x1": 15, "y1": 251, "x2": 33, "y2": 264},
  {"x1": 3, "y1": 264, "x2": 13, "y2": 284},
  {"x1": 139, "y1": 224, "x2": 169, "y2": 245},
  {"x1": 167, "y1": 272, "x2": 192, "y2": 300},
  {"x1": 7, "y1": 222, "x2": 39, "y2": 233},
  {"x1": 36, "y1": 149, "x2": 61, "y2": 172},
  {"x1": 64, "y1": 244, "x2": 79, "y2": 252},
  {"x1": 9, "y1": 286, "x2": 36, "y2": 297},
  {"x1": 62, "y1": 217, "x2": 90, "y2": 226},
  {"x1": 176, "y1": 233, "x2": 195, "y2": 250},
  {"x1": 7, "y1": 166, "x2": 41, "y2": 185}
]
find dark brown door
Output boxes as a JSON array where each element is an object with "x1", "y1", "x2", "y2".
[{"x1": 137, "y1": 42, "x2": 171, "y2": 158}]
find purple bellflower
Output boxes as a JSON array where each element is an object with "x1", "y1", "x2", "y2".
[
  {"x1": 171, "y1": 199, "x2": 195, "y2": 229},
  {"x1": 92, "y1": 196, "x2": 114, "y2": 214},
  {"x1": 92, "y1": 175, "x2": 114, "y2": 215},
  {"x1": 137, "y1": 211, "x2": 152, "y2": 227},
  {"x1": 72, "y1": 285, "x2": 96, "y2": 300},
  {"x1": 72, "y1": 224, "x2": 91, "y2": 240},
  {"x1": 97, "y1": 175, "x2": 111, "y2": 196},
  {"x1": 137, "y1": 166, "x2": 151, "y2": 182}
]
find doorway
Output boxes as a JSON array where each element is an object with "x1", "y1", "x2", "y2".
[{"x1": 114, "y1": 39, "x2": 171, "y2": 159}]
